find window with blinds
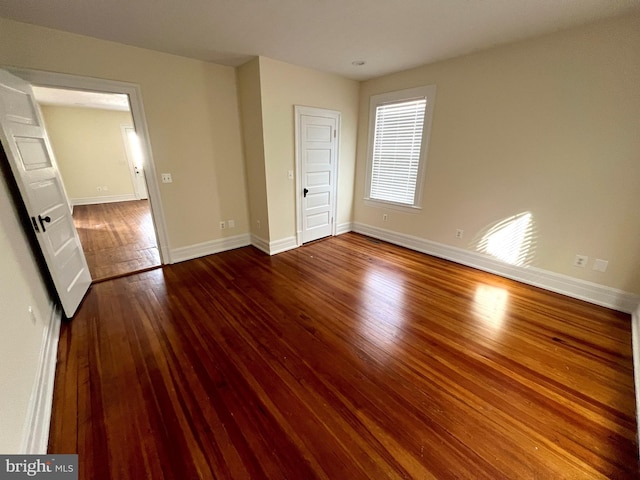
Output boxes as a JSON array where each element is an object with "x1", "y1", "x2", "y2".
[
  {"x1": 365, "y1": 85, "x2": 436, "y2": 209},
  {"x1": 370, "y1": 98, "x2": 426, "y2": 205}
]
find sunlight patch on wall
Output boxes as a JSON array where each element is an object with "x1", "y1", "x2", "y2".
[{"x1": 473, "y1": 212, "x2": 537, "y2": 267}]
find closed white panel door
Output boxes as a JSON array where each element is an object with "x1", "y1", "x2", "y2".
[
  {"x1": 301, "y1": 114, "x2": 337, "y2": 243},
  {"x1": 0, "y1": 69, "x2": 91, "y2": 317}
]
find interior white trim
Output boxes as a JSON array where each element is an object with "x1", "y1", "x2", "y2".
[
  {"x1": 632, "y1": 304, "x2": 640, "y2": 458},
  {"x1": 336, "y1": 222, "x2": 352, "y2": 235},
  {"x1": 250, "y1": 234, "x2": 270, "y2": 255},
  {"x1": 171, "y1": 233, "x2": 251, "y2": 263},
  {"x1": 71, "y1": 194, "x2": 136, "y2": 206},
  {"x1": 6, "y1": 67, "x2": 172, "y2": 265},
  {"x1": 269, "y1": 236, "x2": 298, "y2": 255},
  {"x1": 250, "y1": 234, "x2": 298, "y2": 256},
  {"x1": 294, "y1": 105, "x2": 341, "y2": 246},
  {"x1": 353, "y1": 222, "x2": 640, "y2": 313},
  {"x1": 20, "y1": 303, "x2": 62, "y2": 454}
]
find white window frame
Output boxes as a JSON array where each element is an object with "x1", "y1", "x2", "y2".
[{"x1": 364, "y1": 85, "x2": 436, "y2": 211}]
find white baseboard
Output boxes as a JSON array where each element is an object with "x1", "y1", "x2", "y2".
[
  {"x1": 336, "y1": 222, "x2": 352, "y2": 235},
  {"x1": 250, "y1": 234, "x2": 270, "y2": 254},
  {"x1": 250, "y1": 234, "x2": 298, "y2": 255},
  {"x1": 352, "y1": 222, "x2": 640, "y2": 313},
  {"x1": 20, "y1": 303, "x2": 62, "y2": 454},
  {"x1": 632, "y1": 305, "x2": 640, "y2": 457},
  {"x1": 71, "y1": 193, "x2": 137, "y2": 206},
  {"x1": 269, "y1": 236, "x2": 298, "y2": 255},
  {"x1": 170, "y1": 233, "x2": 251, "y2": 263}
]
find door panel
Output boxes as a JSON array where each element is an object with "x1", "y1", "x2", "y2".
[
  {"x1": 307, "y1": 211, "x2": 330, "y2": 229},
  {"x1": 0, "y1": 69, "x2": 91, "y2": 317},
  {"x1": 307, "y1": 191, "x2": 330, "y2": 209}
]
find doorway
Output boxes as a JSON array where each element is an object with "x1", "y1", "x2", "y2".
[
  {"x1": 8, "y1": 67, "x2": 170, "y2": 266},
  {"x1": 294, "y1": 106, "x2": 341, "y2": 245},
  {"x1": 33, "y1": 86, "x2": 160, "y2": 281}
]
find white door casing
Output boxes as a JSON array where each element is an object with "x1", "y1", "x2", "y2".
[
  {"x1": 121, "y1": 125, "x2": 149, "y2": 200},
  {"x1": 0, "y1": 69, "x2": 91, "y2": 317},
  {"x1": 295, "y1": 106, "x2": 340, "y2": 245}
]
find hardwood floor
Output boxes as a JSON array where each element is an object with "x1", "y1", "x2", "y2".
[
  {"x1": 72, "y1": 200, "x2": 160, "y2": 281},
  {"x1": 48, "y1": 233, "x2": 638, "y2": 479}
]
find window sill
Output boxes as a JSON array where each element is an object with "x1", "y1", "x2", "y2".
[{"x1": 364, "y1": 198, "x2": 422, "y2": 214}]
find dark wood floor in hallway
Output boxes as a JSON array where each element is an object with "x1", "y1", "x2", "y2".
[
  {"x1": 48, "y1": 233, "x2": 638, "y2": 479},
  {"x1": 72, "y1": 199, "x2": 160, "y2": 281}
]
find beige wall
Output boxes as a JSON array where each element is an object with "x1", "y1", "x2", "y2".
[
  {"x1": 40, "y1": 106, "x2": 134, "y2": 201},
  {"x1": 0, "y1": 17, "x2": 249, "y2": 248},
  {"x1": 354, "y1": 14, "x2": 640, "y2": 294},
  {"x1": 258, "y1": 57, "x2": 359, "y2": 241},
  {"x1": 0, "y1": 157, "x2": 52, "y2": 453},
  {"x1": 237, "y1": 58, "x2": 270, "y2": 240}
]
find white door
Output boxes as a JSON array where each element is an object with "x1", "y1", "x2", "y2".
[
  {"x1": 299, "y1": 111, "x2": 338, "y2": 244},
  {"x1": 121, "y1": 125, "x2": 148, "y2": 200},
  {"x1": 0, "y1": 69, "x2": 91, "y2": 317}
]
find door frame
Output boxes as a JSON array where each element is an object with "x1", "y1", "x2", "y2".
[
  {"x1": 294, "y1": 105, "x2": 341, "y2": 246},
  {"x1": 7, "y1": 67, "x2": 171, "y2": 264}
]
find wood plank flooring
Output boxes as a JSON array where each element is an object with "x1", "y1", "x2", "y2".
[
  {"x1": 48, "y1": 233, "x2": 638, "y2": 479},
  {"x1": 72, "y1": 200, "x2": 160, "y2": 281}
]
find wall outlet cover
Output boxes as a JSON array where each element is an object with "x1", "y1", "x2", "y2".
[
  {"x1": 593, "y1": 259, "x2": 609, "y2": 272},
  {"x1": 574, "y1": 255, "x2": 588, "y2": 267}
]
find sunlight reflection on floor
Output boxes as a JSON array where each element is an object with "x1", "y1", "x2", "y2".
[
  {"x1": 358, "y1": 267, "x2": 407, "y2": 355},
  {"x1": 472, "y1": 284, "x2": 509, "y2": 336}
]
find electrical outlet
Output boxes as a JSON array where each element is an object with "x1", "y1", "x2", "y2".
[
  {"x1": 257, "y1": 219, "x2": 261, "y2": 229},
  {"x1": 383, "y1": 214, "x2": 388, "y2": 221},
  {"x1": 97, "y1": 186, "x2": 102, "y2": 192},
  {"x1": 219, "y1": 221, "x2": 226, "y2": 230},
  {"x1": 288, "y1": 170, "x2": 294, "y2": 180},
  {"x1": 228, "y1": 219, "x2": 235, "y2": 228},
  {"x1": 574, "y1": 255, "x2": 588, "y2": 268},
  {"x1": 593, "y1": 259, "x2": 608, "y2": 272},
  {"x1": 456, "y1": 229, "x2": 464, "y2": 239},
  {"x1": 161, "y1": 173, "x2": 173, "y2": 183}
]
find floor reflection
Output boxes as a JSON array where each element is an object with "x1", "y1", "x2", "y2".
[
  {"x1": 472, "y1": 284, "x2": 509, "y2": 336},
  {"x1": 357, "y1": 267, "x2": 407, "y2": 355}
]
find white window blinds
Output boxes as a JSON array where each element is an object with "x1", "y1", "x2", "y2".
[{"x1": 370, "y1": 98, "x2": 427, "y2": 205}]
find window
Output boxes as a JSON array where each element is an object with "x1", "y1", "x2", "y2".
[{"x1": 365, "y1": 85, "x2": 436, "y2": 209}]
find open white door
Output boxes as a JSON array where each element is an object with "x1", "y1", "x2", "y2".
[
  {"x1": 0, "y1": 69, "x2": 91, "y2": 317},
  {"x1": 121, "y1": 125, "x2": 148, "y2": 200}
]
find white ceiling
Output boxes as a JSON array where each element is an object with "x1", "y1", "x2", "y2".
[
  {"x1": 32, "y1": 86, "x2": 130, "y2": 111},
  {"x1": 2, "y1": 0, "x2": 639, "y2": 80}
]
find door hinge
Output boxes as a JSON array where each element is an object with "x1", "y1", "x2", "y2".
[{"x1": 333, "y1": 129, "x2": 336, "y2": 138}]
